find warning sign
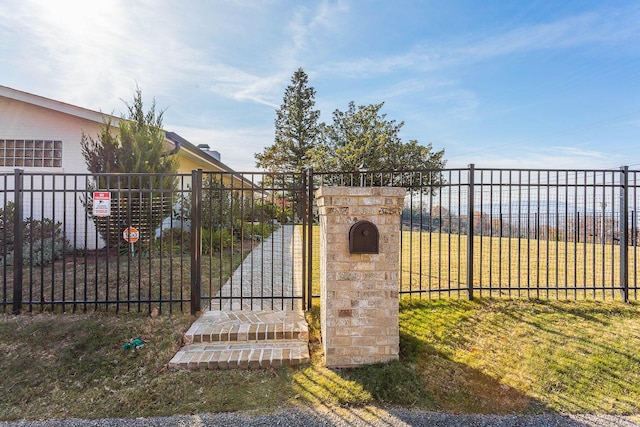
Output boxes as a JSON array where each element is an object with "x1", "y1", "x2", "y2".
[
  {"x1": 93, "y1": 191, "x2": 111, "y2": 217},
  {"x1": 123, "y1": 227, "x2": 140, "y2": 243}
]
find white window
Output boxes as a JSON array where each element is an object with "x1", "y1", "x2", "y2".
[{"x1": 0, "y1": 139, "x2": 63, "y2": 167}]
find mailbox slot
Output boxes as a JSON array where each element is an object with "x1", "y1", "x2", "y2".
[{"x1": 349, "y1": 220, "x2": 379, "y2": 254}]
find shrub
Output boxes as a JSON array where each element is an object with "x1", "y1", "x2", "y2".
[
  {"x1": 0, "y1": 202, "x2": 68, "y2": 266},
  {"x1": 202, "y1": 228, "x2": 233, "y2": 254},
  {"x1": 154, "y1": 228, "x2": 191, "y2": 255},
  {"x1": 81, "y1": 89, "x2": 178, "y2": 247},
  {"x1": 243, "y1": 221, "x2": 276, "y2": 241}
]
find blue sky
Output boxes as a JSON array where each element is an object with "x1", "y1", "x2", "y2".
[{"x1": 1, "y1": 0, "x2": 639, "y2": 172}]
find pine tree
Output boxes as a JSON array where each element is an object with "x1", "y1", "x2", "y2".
[
  {"x1": 81, "y1": 88, "x2": 178, "y2": 246},
  {"x1": 255, "y1": 68, "x2": 320, "y2": 172},
  {"x1": 254, "y1": 68, "x2": 321, "y2": 221}
]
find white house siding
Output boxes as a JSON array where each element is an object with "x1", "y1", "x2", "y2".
[
  {"x1": 1, "y1": 89, "x2": 238, "y2": 252},
  {"x1": 0, "y1": 95, "x2": 102, "y2": 173},
  {"x1": 1, "y1": 96, "x2": 106, "y2": 249}
]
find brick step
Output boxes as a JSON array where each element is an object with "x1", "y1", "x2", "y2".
[
  {"x1": 183, "y1": 309, "x2": 308, "y2": 345},
  {"x1": 169, "y1": 341, "x2": 310, "y2": 370},
  {"x1": 169, "y1": 309, "x2": 310, "y2": 370}
]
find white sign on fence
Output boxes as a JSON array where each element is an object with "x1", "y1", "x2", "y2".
[{"x1": 93, "y1": 191, "x2": 111, "y2": 217}]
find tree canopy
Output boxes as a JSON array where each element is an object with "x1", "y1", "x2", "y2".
[
  {"x1": 255, "y1": 68, "x2": 320, "y2": 172},
  {"x1": 255, "y1": 68, "x2": 446, "y2": 178},
  {"x1": 310, "y1": 102, "x2": 445, "y2": 173}
]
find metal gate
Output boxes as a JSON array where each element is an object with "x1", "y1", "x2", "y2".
[
  {"x1": 1, "y1": 170, "x2": 314, "y2": 314},
  {"x1": 191, "y1": 170, "x2": 313, "y2": 313}
]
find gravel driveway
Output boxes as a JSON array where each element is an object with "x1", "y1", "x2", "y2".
[{"x1": 2, "y1": 406, "x2": 639, "y2": 427}]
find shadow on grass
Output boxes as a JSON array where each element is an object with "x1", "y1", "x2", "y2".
[
  {"x1": 396, "y1": 298, "x2": 640, "y2": 415},
  {"x1": 297, "y1": 298, "x2": 640, "y2": 419},
  {"x1": 335, "y1": 331, "x2": 545, "y2": 414},
  {"x1": 296, "y1": 302, "x2": 545, "y2": 415}
]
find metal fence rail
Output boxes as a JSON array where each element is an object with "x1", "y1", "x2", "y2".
[
  {"x1": 1, "y1": 170, "x2": 194, "y2": 314},
  {"x1": 314, "y1": 166, "x2": 639, "y2": 301},
  {"x1": 193, "y1": 171, "x2": 308, "y2": 312},
  {"x1": 3, "y1": 166, "x2": 639, "y2": 314},
  {"x1": 1, "y1": 169, "x2": 310, "y2": 314}
]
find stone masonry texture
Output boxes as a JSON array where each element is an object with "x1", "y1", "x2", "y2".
[{"x1": 316, "y1": 186, "x2": 405, "y2": 368}]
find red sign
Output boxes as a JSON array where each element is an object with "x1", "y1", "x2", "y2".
[
  {"x1": 93, "y1": 191, "x2": 111, "y2": 217},
  {"x1": 123, "y1": 227, "x2": 140, "y2": 243}
]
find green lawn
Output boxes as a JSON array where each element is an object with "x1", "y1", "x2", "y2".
[
  {"x1": 399, "y1": 231, "x2": 638, "y2": 299},
  {"x1": 2, "y1": 299, "x2": 639, "y2": 420},
  {"x1": 2, "y1": 227, "x2": 640, "y2": 420}
]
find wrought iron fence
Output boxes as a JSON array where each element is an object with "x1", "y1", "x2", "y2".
[
  {"x1": 3, "y1": 166, "x2": 639, "y2": 314},
  {"x1": 1, "y1": 170, "x2": 194, "y2": 314},
  {"x1": 194, "y1": 171, "x2": 309, "y2": 312},
  {"x1": 312, "y1": 165, "x2": 639, "y2": 301},
  {"x1": 1, "y1": 169, "x2": 311, "y2": 314}
]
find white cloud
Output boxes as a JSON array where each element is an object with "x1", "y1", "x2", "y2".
[
  {"x1": 0, "y1": 0, "x2": 289, "y2": 111},
  {"x1": 447, "y1": 144, "x2": 619, "y2": 170},
  {"x1": 285, "y1": 0, "x2": 348, "y2": 55},
  {"x1": 0, "y1": 0, "x2": 209, "y2": 110}
]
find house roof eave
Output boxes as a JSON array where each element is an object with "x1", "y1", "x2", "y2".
[{"x1": 0, "y1": 85, "x2": 119, "y2": 125}]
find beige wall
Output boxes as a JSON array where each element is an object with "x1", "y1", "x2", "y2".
[{"x1": 316, "y1": 186, "x2": 405, "y2": 368}]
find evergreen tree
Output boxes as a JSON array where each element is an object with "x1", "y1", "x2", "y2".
[
  {"x1": 82, "y1": 88, "x2": 176, "y2": 177},
  {"x1": 81, "y1": 88, "x2": 178, "y2": 246},
  {"x1": 310, "y1": 102, "x2": 446, "y2": 189},
  {"x1": 255, "y1": 68, "x2": 320, "y2": 221},
  {"x1": 255, "y1": 68, "x2": 320, "y2": 172}
]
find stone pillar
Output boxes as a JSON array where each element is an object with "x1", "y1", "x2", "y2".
[{"x1": 316, "y1": 186, "x2": 405, "y2": 368}]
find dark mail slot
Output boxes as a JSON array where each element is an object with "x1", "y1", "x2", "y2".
[{"x1": 349, "y1": 220, "x2": 379, "y2": 254}]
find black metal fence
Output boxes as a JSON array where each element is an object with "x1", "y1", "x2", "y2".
[
  {"x1": 1, "y1": 169, "x2": 310, "y2": 314},
  {"x1": 3, "y1": 166, "x2": 639, "y2": 314},
  {"x1": 318, "y1": 165, "x2": 639, "y2": 301},
  {"x1": 194, "y1": 171, "x2": 309, "y2": 312}
]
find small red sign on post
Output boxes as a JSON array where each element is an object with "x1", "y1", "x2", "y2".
[
  {"x1": 123, "y1": 227, "x2": 140, "y2": 243},
  {"x1": 93, "y1": 191, "x2": 111, "y2": 217}
]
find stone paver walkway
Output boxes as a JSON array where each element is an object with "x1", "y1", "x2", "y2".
[
  {"x1": 169, "y1": 225, "x2": 309, "y2": 370},
  {"x1": 210, "y1": 224, "x2": 304, "y2": 311}
]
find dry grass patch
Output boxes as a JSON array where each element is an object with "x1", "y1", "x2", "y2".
[
  {"x1": 1, "y1": 250, "x2": 246, "y2": 313},
  {"x1": 0, "y1": 312, "x2": 296, "y2": 421}
]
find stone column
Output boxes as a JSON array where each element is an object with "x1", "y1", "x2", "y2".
[{"x1": 316, "y1": 186, "x2": 405, "y2": 368}]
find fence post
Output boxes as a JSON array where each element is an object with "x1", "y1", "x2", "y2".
[
  {"x1": 301, "y1": 169, "x2": 308, "y2": 310},
  {"x1": 620, "y1": 166, "x2": 629, "y2": 302},
  {"x1": 467, "y1": 164, "x2": 475, "y2": 300},
  {"x1": 12, "y1": 169, "x2": 24, "y2": 314},
  {"x1": 190, "y1": 169, "x2": 203, "y2": 315},
  {"x1": 306, "y1": 167, "x2": 314, "y2": 311}
]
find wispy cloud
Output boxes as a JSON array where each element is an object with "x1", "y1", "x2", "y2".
[
  {"x1": 202, "y1": 64, "x2": 282, "y2": 108},
  {"x1": 323, "y1": 4, "x2": 640, "y2": 78},
  {"x1": 0, "y1": 0, "x2": 293, "y2": 111},
  {"x1": 447, "y1": 144, "x2": 617, "y2": 170},
  {"x1": 285, "y1": 0, "x2": 349, "y2": 55},
  {"x1": 0, "y1": 0, "x2": 208, "y2": 110},
  {"x1": 455, "y1": 9, "x2": 640, "y2": 61}
]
